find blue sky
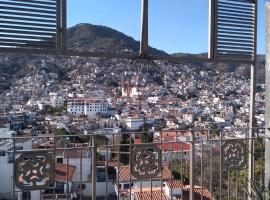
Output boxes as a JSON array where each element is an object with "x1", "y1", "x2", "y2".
[{"x1": 67, "y1": 0, "x2": 265, "y2": 54}]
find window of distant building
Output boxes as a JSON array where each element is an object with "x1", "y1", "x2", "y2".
[
  {"x1": 22, "y1": 191, "x2": 31, "y2": 200},
  {"x1": 77, "y1": 184, "x2": 86, "y2": 190},
  {"x1": 0, "y1": 150, "x2": 6, "y2": 156},
  {"x1": 55, "y1": 181, "x2": 65, "y2": 189},
  {"x1": 56, "y1": 157, "x2": 63, "y2": 163}
]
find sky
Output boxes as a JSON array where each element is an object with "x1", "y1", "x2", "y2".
[{"x1": 67, "y1": 0, "x2": 265, "y2": 54}]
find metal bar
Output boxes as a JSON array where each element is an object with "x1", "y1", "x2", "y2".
[
  {"x1": 236, "y1": 170, "x2": 239, "y2": 200},
  {"x1": 217, "y1": 34, "x2": 254, "y2": 40},
  {"x1": 248, "y1": 0, "x2": 257, "y2": 198},
  {"x1": 56, "y1": 0, "x2": 61, "y2": 50},
  {"x1": 0, "y1": 1, "x2": 56, "y2": 10},
  {"x1": 91, "y1": 136, "x2": 96, "y2": 200},
  {"x1": 0, "y1": 33, "x2": 55, "y2": 40},
  {"x1": 80, "y1": 149, "x2": 82, "y2": 200},
  {"x1": 105, "y1": 147, "x2": 108, "y2": 200},
  {"x1": 0, "y1": 38, "x2": 55, "y2": 44},
  {"x1": 219, "y1": 131, "x2": 223, "y2": 200},
  {"x1": 0, "y1": 15, "x2": 56, "y2": 23},
  {"x1": 218, "y1": 30, "x2": 254, "y2": 36},
  {"x1": 218, "y1": 8, "x2": 254, "y2": 16},
  {"x1": 61, "y1": 0, "x2": 67, "y2": 50},
  {"x1": 217, "y1": 45, "x2": 254, "y2": 51},
  {"x1": 218, "y1": 1, "x2": 254, "y2": 9},
  {"x1": 0, "y1": 42, "x2": 55, "y2": 49},
  {"x1": 208, "y1": 0, "x2": 216, "y2": 59},
  {"x1": 0, "y1": 47, "x2": 255, "y2": 64},
  {"x1": 218, "y1": 15, "x2": 255, "y2": 22},
  {"x1": 53, "y1": 135, "x2": 56, "y2": 200},
  {"x1": 66, "y1": 150, "x2": 69, "y2": 200},
  {"x1": 160, "y1": 132, "x2": 163, "y2": 200},
  {"x1": 181, "y1": 142, "x2": 183, "y2": 200},
  {"x1": 209, "y1": 134, "x2": 213, "y2": 200},
  {"x1": 170, "y1": 139, "x2": 173, "y2": 200},
  {"x1": 140, "y1": 0, "x2": 148, "y2": 57},
  {"x1": 150, "y1": 178, "x2": 153, "y2": 200},
  {"x1": 0, "y1": 5, "x2": 56, "y2": 14},
  {"x1": 0, "y1": 28, "x2": 56, "y2": 36},
  {"x1": 218, "y1": 5, "x2": 254, "y2": 12},
  {"x1": 218, "y1": 22, "x2": 254, "y2": 29},
  {"x1": 0, "y1": 24, "x2": 56, "y2": 32},
  {"x1": 228, "y1": 171, "x2": 230, "y2": 200},
  {"x1": 129, "y1": 133, "x2": 132, "y2": 200},
  {"x1": 117, "y1": 146, "x2": 120, "y2": 200},
  {"x1": 0, "y1": 10, "x2": 56, "y2": 19},
  {"x1": 0, "y1": 20, "x2": 56, "y2": 28},
  {"x1": 265, "y1": 0, "x2": 270, "y2": 187},
  {"x1": 11, "y1": 0, "x2": 56, "y2": 7},
  {"x1": 201, "y1": 141, "x2": 203, "y2": 200},
  {"x1": 12, "y1": 138, "x2": 16, "y2": 199},
  {"x1": 189, "y1": 131, "x2": 195, "y2": 200},
  {"x1": 218, "y1": 41, "x2": 254, "y2": 47}
]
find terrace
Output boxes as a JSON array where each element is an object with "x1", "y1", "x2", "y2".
[
  {"x1": 0, "y1": 0, "x2": 268, "y2": 200},
  {"x1": 0, "y1": 128, "x2": 265, "y2": 200}
]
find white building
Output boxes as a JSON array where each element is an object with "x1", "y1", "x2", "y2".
[
  {"x1": 0, "y1": 103, "x2": 9, "y2": 112},
  {"x1": 124, "y1": 116, "x2": 154, "y2": 131},
  {"x1": 0, "y1": 127, "x2": 32, "y2": 199},
  {"x1": 67, "y1": 97, "x2": 108, "y2": 118},
  {"x1": 50, "y1": 96, "x2": 65, "y2": 108}
]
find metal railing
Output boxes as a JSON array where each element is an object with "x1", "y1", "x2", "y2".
[{"x1": 0, "y1": 128, "x2": 265, "y2": 200}]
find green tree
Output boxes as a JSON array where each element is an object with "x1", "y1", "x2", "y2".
[{"x1": 55, "y1": 128, "x2": 71, "y2": 135}]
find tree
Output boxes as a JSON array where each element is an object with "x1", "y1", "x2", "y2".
[{"x1": 55, "y1": 128, "x2": 71, "y2": 136}]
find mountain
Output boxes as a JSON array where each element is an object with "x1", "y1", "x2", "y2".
[{"x1": 67, "y1": 23, "x2": 167, "y2": 55}]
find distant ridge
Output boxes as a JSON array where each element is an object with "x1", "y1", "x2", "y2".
[{"x1": 67, "y1": 23, "x2": 167, "y2": 56}]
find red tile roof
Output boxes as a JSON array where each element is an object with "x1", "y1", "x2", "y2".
[
  {"x1": 134, "y1": 139, "x2": 142, "y2": 144},
  {"x1": 134, "y1": 190, "x2": 169, "y2": 200},
  {"x1": 157, "y1": 142, "x2": 190, "y2": 151},
  {"x1": 55, "y1": 163, "x2": 76, "y2": 182},
  {"x1": 181, "y1": 186, "x2": 215, "y2": 200},
  {"x1": 118, "y1": 165, "x2": 172, "y2": 182},
  {"x1": 165, "y1": 180, "x2": 185, "y2": 189}
]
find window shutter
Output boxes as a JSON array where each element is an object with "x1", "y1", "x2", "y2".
[
  {"x1": 209, "y1": 0, "x2": 257, "y2": 62},
  {"x1": 0, "y1": 0, "x2": 66, "y2": 51}
]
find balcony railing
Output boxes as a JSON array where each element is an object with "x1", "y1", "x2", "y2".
[{"x1": 0, "y1": 128, "x2": 265, "y2": 200}]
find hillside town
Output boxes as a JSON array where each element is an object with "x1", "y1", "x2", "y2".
[
  {"x1": 0, "y1": 54, "x2": 265, "y2": 133},
  {"x1": 0, "y1": 54, "x2": 264, "y2": 200}
]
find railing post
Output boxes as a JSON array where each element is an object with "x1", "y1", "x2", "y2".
[
  {"x1": 190, "y1": 130, "x2": 195, "y2": 200},
  {"x1": 248, "y1": 0, "x2": 258, "y2": 198},
  {"x1": 92, "y1": 136, "x2": 96, "y2": 200},
  {"x1": 265, "y1": 0, "x2": 270, "y2": 187},
  {"x1": 248, "y1": 63, "x2": 256, "y2": 199}
]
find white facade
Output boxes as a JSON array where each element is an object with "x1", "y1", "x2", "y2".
[
  {"x1": 0, "y1": 128, "x2": 32, "y2": 199},
  {"x1": 56, "y1": 154, "x2": 115, "y2": 198},
  {"x1": 124, "y1": 117, "x2": 154, "y2": 131},
  {"x1": 51, "y1": 96, "x2": 65, "y2": 108},
  {"x1": 0, "y1": 103, "x2": 9, "y2": 112},
  {"x1": 67, "y1": 97, "x2": 108, "y2": 118}
]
